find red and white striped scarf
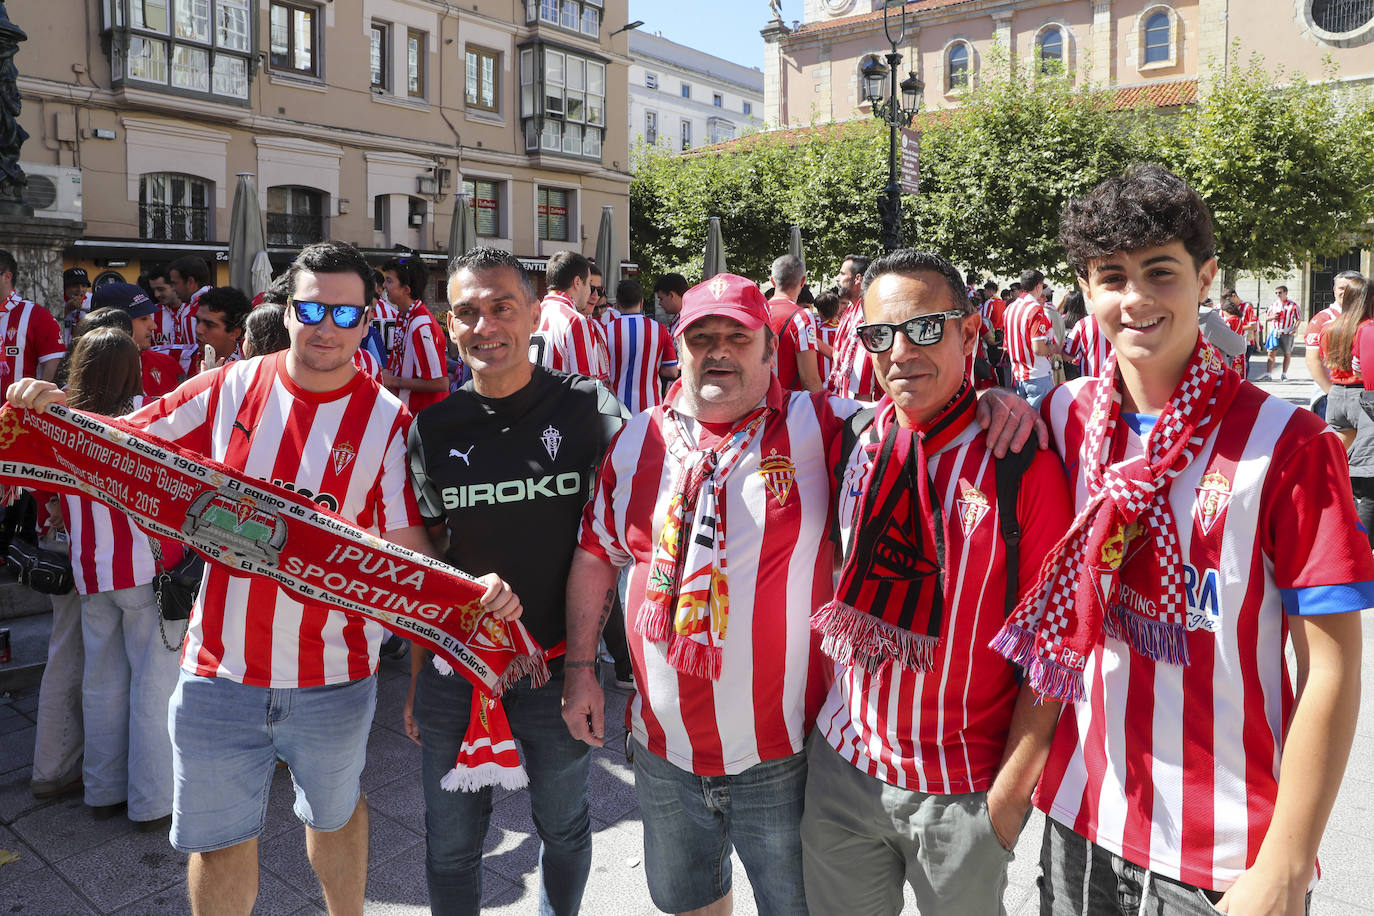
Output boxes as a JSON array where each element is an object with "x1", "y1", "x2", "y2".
[
  {"x1": 991, "y1": 336, "x2": 1240, "y2": 701},
  {"x1": 638, "y1": 401, "x2": 773, "y2": 680}
]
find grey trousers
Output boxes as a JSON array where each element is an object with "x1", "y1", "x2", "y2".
[{"x1": 801, "y1": 733, "x2": 1015, "y2": 916}]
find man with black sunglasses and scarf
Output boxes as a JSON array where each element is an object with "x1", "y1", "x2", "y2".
[
  {"x1": 800, "y1": 249, "x2": 1074, "y2": 916},
  {"x1": 7, "y1": 240, "x2": 520, "y2": 916}
]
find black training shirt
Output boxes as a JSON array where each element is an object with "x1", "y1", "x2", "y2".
[{"x1": 408, "y1": 366, "x2": 626, "y2": 651}]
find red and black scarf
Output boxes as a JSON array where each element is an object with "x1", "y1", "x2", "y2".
[{"x1": 812, "y1": 382, "x2": 978, "y2": 675}]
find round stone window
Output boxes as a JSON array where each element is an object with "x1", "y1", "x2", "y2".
[{"x1": 1309, "y1": 0, "x2": 1374, "y2": 39}]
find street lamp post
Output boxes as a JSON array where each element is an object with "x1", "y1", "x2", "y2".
[{"x1": 862, "y1": 1, "x2": 924, "y2": 252}]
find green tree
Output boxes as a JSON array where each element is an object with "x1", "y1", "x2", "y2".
[
  {"x1": 1161, "y1": 54, "x2": 1374, "y2": 278},
  {"x1": 629, "y1": 122, "x2": 890, "y2": 287},
  {"x1": 907, "y1": 61, "x2": 1155, "y2": 283}
]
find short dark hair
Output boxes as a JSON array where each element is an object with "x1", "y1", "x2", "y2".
[
  {"x1": 167, "y1": 255, "x2": 213, "y2": 288},
  {"x1": 145, "y1": 263, "x2": 172, "y2": 285},
  {"x1": 982, "y1": 279, "x2": 998, "y2": 292},
  {"x1": 1059, "y1": 163, "x2": 1216, "y2": 278},
  {"x1": 0, "y1": 249, "x2": 17, "y2": 285},
  {"x1": 1223, "y1": 287, "x2": 1238, "y2": 298},
  {"x1": 814, "y1": 290, "x2": 841, "y2": 320},
  {"x1": 287, "y1": 241, "x2": 376, "y2": 305},
  {"x1": 843, "y1": 254, "x2": 872, "y2": 276},
  {"x1": 653, "y1": 272, "x2": 689, "y2": 296},
  {"x1": 261, "y1": 272, "x2": 292, "y2": 307},
  {"x1": 546, "y1": 251, "x2": 590, "y2": 292},
  {"x1": 615, "y1": 279, "x2": 643, "y2": 309},
  {"x1": 450, "y1": 246, "x2": 536, "y2": 304},
  {"x1": 1275, "y1": 285, "x2": 1288, "y2": 295},
  {"x1": 196, "y1": 285, "x2": 252, "y2": 331},
  {"x1": 383, "y1": 255, "x2": 429, "y2": 301},
  {"x1": 1019, "y1": 268, "x2": 1045, "y2": 291},
  {"x1": 244, "y1": 303, "x2": 290, "y2": 356},
  {"x1": 862, "y1": 249, "x2": 974, "y2": 315}
]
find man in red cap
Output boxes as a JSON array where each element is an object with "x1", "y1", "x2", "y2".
[{"x1": 562, "y1": 272, "x2": 1043, "y2": 915}]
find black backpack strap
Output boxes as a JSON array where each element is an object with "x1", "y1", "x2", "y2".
[
  {"x1": 995, "y1": 440, "x2": 1037, "y2": 619},
  {"x1": 830, "y1": 407, "x2": 876, "y2": 548}
]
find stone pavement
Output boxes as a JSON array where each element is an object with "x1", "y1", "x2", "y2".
[{"x1": 1, "y1": 359, "x2": 1372, "y2": 915}]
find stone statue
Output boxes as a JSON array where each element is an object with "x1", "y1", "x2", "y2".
[
  {"x1": 768, "y1": 0, "x2": 783, "y2": 21},
  {"x1": 0, "y1": 2, "x2": 29, "y2": 217}
]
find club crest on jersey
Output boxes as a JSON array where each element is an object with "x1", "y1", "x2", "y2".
[
  {"x1": 708, "y1": 276, "x2": 729, "y2": 299},
  {"x1": 331, "y1": 442, "x2": 357, "y2": 475},
  {"x1": 541, "y1": 424, "x2": 562, "y2": 461},
  {"x1": 956, "y1": 485, "x2": 989, "y2": 536},
  {"x1": 5, "y1": 328, "x2": 15, "y2": 343},
  {"x1": 758, "y1": 449, "x2": 796, "y2": 506},
  {"x1": 1194, "y1": 470, "x2": 1232, "y2": 535}
]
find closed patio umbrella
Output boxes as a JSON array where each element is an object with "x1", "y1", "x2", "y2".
[{"x1": 703, "y1": 216, "x2": 728, "y2": 280}]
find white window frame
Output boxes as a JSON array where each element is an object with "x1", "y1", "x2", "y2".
[
  {"x1": 108, "y1": 0, "x2": 252, "y2": 102},
  {"x1": 945, "y1": 40, "x2": 973, "y2": 92},
  {"x1": 645, "y1": 109, "x2": 658, "y2": 145},
  {"x1": 519, "y1": 44, "x2": 606, "y2": 161}
]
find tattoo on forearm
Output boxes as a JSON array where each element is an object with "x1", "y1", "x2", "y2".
[{"x1": 595, "y1": 588, "x2": 615, "y2": 632}]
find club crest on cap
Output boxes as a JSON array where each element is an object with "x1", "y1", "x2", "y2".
[{"x1": 708, "y1": 275, "x2": 730, "y2": 300}]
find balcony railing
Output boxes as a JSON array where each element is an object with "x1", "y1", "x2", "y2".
[
  {"x1": 267, "y1": 212, "x2": 325, "y2": 246},
  {"x1": 140, "y1": 203, "x2": 211, "y2": 242}
]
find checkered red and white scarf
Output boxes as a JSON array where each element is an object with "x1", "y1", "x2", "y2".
[
  {"x1": 638, "y1": 402, "x2": 773, "y2": 680},
  {"x1": 990, "y1": 336, "x2": 1240, "y2": 702}
]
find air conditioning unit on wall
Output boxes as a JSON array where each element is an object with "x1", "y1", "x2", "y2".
[{"x1": 19, "y1": 162, "x2": 82, "y2": 221}]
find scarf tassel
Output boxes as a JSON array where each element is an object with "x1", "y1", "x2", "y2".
[
  {"x1": 1102, "y1": 605, "x2": 1192, "y2": 667},
  {"x1": 635, "y1": 599, "x2": 672, "y2": 642},
  {"x1": 1026, "y1": 655, "x2": 1086, "y2": 704},
  {"x1": 988, "y1": 623, "x2": 1038, "y2": 669},
  {"x1": 440, "y1": 760, "x2": 529, "y2": 792},
  {"x1": 498, "y1": 651, "x2": 550, "y2": 692},
  {"x1": 665, "y1": 636, "x2": 723, "y2": 680},
  {"x1": 812, "y1": 599, "x2": 938, "y2": 675}
]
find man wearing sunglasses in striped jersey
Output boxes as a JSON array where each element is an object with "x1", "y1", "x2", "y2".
[{"x1": 7, "y1": 240, "x2": 520, "y2": 916}]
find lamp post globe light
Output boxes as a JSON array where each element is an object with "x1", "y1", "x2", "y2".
[{"x1": 863, "y1": 1, "x2": 924, "y2": 252}]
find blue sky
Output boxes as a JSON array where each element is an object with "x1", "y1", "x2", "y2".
[{"x1": 627, "y1": 0, "x2": 805, "y2": 70}]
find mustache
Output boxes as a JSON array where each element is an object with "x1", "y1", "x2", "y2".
[{"x1": 700, "y1": 359, "x2": 740, "y2": 372}]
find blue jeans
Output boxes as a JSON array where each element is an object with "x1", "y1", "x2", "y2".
[
  {"x1": 168, "y1": 673, "x2": 376, "y2": 852},
  {"x1": 631, "y1": 737, "x2": 809, "y2": 916},
  {"x1": 1015, "y1": 375, "x2": 1056, "y2": 409},
  {"x1": 413, "y1": 661, "x2": 592, "y2": 916}
]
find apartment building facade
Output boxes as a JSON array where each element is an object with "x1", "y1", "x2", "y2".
[
  {"x1": 15, "y1": 0, "x2": 635, "y2": 303},
  {"x1": 627, "y1": 30, "x2": 764, "y2": 154}
]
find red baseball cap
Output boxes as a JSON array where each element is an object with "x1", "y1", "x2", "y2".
[{"x1": 676, "y1": 273, "x2": 770, "y2": 335}]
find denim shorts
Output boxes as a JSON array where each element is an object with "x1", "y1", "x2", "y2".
[
  {"x1": 631, "y1": 738, "x2": 808, "y2": 916},
  {"x1": 167, "y1": 672, "x2": 376, "y2": 853}
]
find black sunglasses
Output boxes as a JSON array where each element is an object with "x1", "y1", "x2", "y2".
[
  {"x1": 855, "y1": 310, "x2": 966, "y2": 353},
  {"x1": 291, "y1": 299, "x2": 367, "y2": 329},
  {"x1": 589, "y1": 285, "x2": 605, "y2": 296}
]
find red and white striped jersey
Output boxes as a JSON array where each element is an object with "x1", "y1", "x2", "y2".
[
  {"x1": 1305, "y1": 304, "x2": 1340, "y2": 350},
  {"x1": 152, "y1": 296, "x2": 201, "y2": 349},
  {"x1": 817, "y1": 316, "x2": 841, "y2": 379},
  {"x1": 63, "y1": 396, "x2": 158, "y2": 594},
  {"x1": 353, "y1": 347, "x2": 382, "y2": 378},
  {"x1": 1221, "y1": 313, "x2": 1248, "y2": 376},
  {"x1": 1319, "y1": 320, "x2": 1360, "y2": 385},
  {"x1": 766, "y1": 297, "x2": 819, "y2": 391},
  {"x1": 818, "y1": 406, "x2": 1073, "y2": 793},
  {"x1": 532, "y1": 292, "x2": 609, "y2": 381},
  {"x1": 386, "y1": 300, "x2": 447, "y2": 414},
  {"x1": 1037, "y1": 378, "x2": 1374, "y2": 892},
  {"x1": 604, "y1": 312, "x2": 677, "y2": 415},
  {"x1": 124, "y1": 353, "x2": 422, "y2": 688},
  {"x1": 141, "y1": 348, "x2": 184, "y2": 396},
  {"x1": 1064, "y1": 314, "x2": 1113, "y2": 378},
  {"x1": 826, "y1": 299, "x2": 881, "y2": 402},
  {"x1": 979, "y1": 296, "x2": 1006, "y2": 335},
  {"x1": 155, "y1": 343, "x2": 242, "y2": 379},
  {"x1": 0, "y1": 291, "x2": 64, "y2": 387},
  {"x1": 1004, "y1": 294, "x2": 1052, "y2": 382},
  {"x1": 580, "y1": 379, "x2": 854, "y2": 775},
  {"x1": 1266, "y1": 298, "x2": 1300, "y2": 336}
]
